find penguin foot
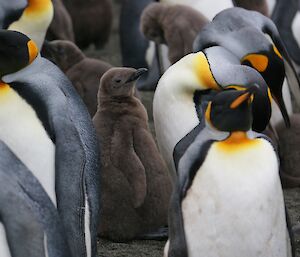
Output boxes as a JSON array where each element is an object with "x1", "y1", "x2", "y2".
[{"x1": 136, "y1": 227, "x2": 168, "y2": 241}]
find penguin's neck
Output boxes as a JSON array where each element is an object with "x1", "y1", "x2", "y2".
[
  {"x1": 24, "y1": 0, "x2": 53, "y2": 16},
  {"x1": 216, "y1": 131, "x2": 261, "y2": 152},
  {"x1": 8, "y1": 0, "x2": 53, "y2": 50}
]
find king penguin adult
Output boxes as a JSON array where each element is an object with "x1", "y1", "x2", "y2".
[
  {"x1": 193, "y1": 7, "x2": 300, "y2": 126},
  {"x1": 165, "y1": 87, "x2": 294, "y2": 257},
  {"x1": 0, "y1": 30, "x2": 100, "y2": 257},
  {"x1": 153, "y1": 46, "x2": 272, "y2": 179},
  {"x1": 6, "y1": 0, "x2": 54, "y2": 50},
  {"x1": 0, "y1": 141, "x2": 70, "y2": 257}
]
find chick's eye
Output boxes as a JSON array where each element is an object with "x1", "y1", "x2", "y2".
[{"x1": 115, "y1": 79, "x2": 121, "y2": 83}]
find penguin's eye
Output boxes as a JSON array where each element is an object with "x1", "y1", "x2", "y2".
[{"x1": 115, "y1": 79, "x2": 121, "y2": 83}]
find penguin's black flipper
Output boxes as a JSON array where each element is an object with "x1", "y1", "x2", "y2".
[
  {"x1": 0, "y1": 140, "x2": 70, "y2": 257},
  {"x1": 4, "y1": 57, "x2": 101, "y2": 257},
  {"x1": 262, "y1": 18, "x2": 300, "y2": 108},
  {"x1": 271, "y1": 0, "x2": 300, "y2": 65},
  {"x1": 168, "y1": 122, "x2": 215, "y2": 257}
]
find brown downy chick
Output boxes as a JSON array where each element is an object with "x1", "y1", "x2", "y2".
[
  {"x1": 93, "y1": 67, "x2": 172, "y2": 242},
  {"x1": 62, "y1": 0, "x2": 113, "y2": 48},
  {"x1": 232, "y1": 0, "x2": 269, "y2": 17},
  {"x1": 42, "y1": 40, "x2": 112, "y2": 116},
  {"x1": 141, "y1": 3, "x2": 208, "y2": 64},
  {"x1": 47, "y1": 0, "x2": 75, "y2": 42}
]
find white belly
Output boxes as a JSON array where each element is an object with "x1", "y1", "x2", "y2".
[
  {"x1": 0, "y1": 223, "x2": 11, "y2": 257},
  {"x1": 182, "y1": 139, "x2": 289, "y2": 257},
  {"x1": 0, "y1": 85, "x2": 56, "y2": 206},
  {"x1": 153, "y1": 81, "x2": 199, "y2": 179}
]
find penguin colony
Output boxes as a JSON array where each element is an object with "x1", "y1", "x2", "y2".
[{"x1": 0, "y1": 0, "x2": 299, "y2": 256}]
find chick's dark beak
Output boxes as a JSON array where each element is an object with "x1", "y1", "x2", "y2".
[{"x1": 126, "y1": 68, "x2": 148, "y2": 83}]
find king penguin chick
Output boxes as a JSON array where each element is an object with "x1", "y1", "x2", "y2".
[
  {"x1": 8, "y1": 0, "x2": 54, "y2": 50},
  {"x1": 93, "y1": 67, "x2": 172, "y2": 242},
  {"x1": 62, "y1": 0, "x2": 113, "y2": 48},
  {"x1": 165, "y1": 87, "x2": 294, "y2": 257},
  {"x1": 42, "y1": 39, "x2": 112, "y2": 116},
  {"x1": 1, "y1": 30, "x2": 100, "y2": 257},
  {"x1": 141, "y1": 3, "x2": 209, "y2": 64},
  {"x1": 46, "y1": 0, "x2": 75, "y2": 42}
]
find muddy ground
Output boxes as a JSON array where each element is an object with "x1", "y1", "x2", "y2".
[{"x1": 84, "y1": 0, "x2": 300, "y2": 256}]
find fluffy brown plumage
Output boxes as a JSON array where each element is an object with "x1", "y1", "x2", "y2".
[
  {"x1": 233, "y1": 0, "x2": 269, "y2": 17},
  {"x1": 46, "y1": 0, "x2": 75, "y2": 42},
  {"x1": 93, "y1": 68, "x2": 172, "y2": 242},
  {"x1": 62, "y1": 0, "x2": 113, "y2": 48},
  {"x1": 42, "y1": 40, "x2": 112, "y2": 116},
  {"x1": 276, "y1": 114, "x2": 300, "y2": 188},
  {"x1": 140, "y1": 3, "x2": 208, "y2": 64}
]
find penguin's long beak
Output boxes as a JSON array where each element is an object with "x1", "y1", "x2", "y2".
[
  {"x1": 126, "y1": 68, "x2": 148, "y2": 83},
  {"x1": 272, "y1": 93, "x2": 291, "y2": 128},
  {"x1": 230, "y1": 85, "x2": 258, "y2": 109}
]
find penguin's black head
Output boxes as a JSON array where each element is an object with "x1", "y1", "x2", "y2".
[
  {"x1": 100, "y1": 67, "x2": 147, "y2": 98},
  {"x1": 241, "y1": 45, "x2": 290, "y2": 127},
  {"x1": 0, "y1": 30, "x2": 38, "y2": 77},
  {"x1": 206, "y1": 86, "x2": 260, "y2": 132}
]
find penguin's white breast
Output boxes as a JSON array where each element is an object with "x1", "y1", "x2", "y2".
[
  {"x1": 0, "y1": 85, "x2": 56, "y2": 206},
  {"x1": 153, "y1": 71, "x2": 199, "y2": 177},
  {"x1": 182, "y1": 139, "x2": 289, "y2": 257}
]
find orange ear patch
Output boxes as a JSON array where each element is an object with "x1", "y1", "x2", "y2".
[
  {"x1": 242, "y1": 54, "x2": 269, "y2": 72},
  {"x1": 194, "y1": 52, "x2": 220, "y2": 91},
  {"x1": 27, "y1": 40, "x2": 39, "y2": 64}
]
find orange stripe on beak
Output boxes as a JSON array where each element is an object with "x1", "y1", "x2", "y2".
[
  {"x1": 27, "y1": 40, "x2": 38, "y2": 64},
  {"x1": 230, "y1": 92, "x2": 251, "y2": 109},
  {"x1": 273, "y1": 45, "x2": 282, "y2": 59}
]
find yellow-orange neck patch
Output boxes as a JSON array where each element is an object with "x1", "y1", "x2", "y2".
[
  {"x1": 194, "y1": 52, "x2": 220, "y2": 91},
  {"x1": 24, "y1": 0, "x2": 52, "y2": 15},
  {"x1": 241, "y1": 54, "x2": 269, "y2": 72},
  {"x1": 216, "y1": 131, "x2": 261, "y2": 152},
  {"x1": 0, "y1": 82, "x2": 11, "y2": 95}
]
